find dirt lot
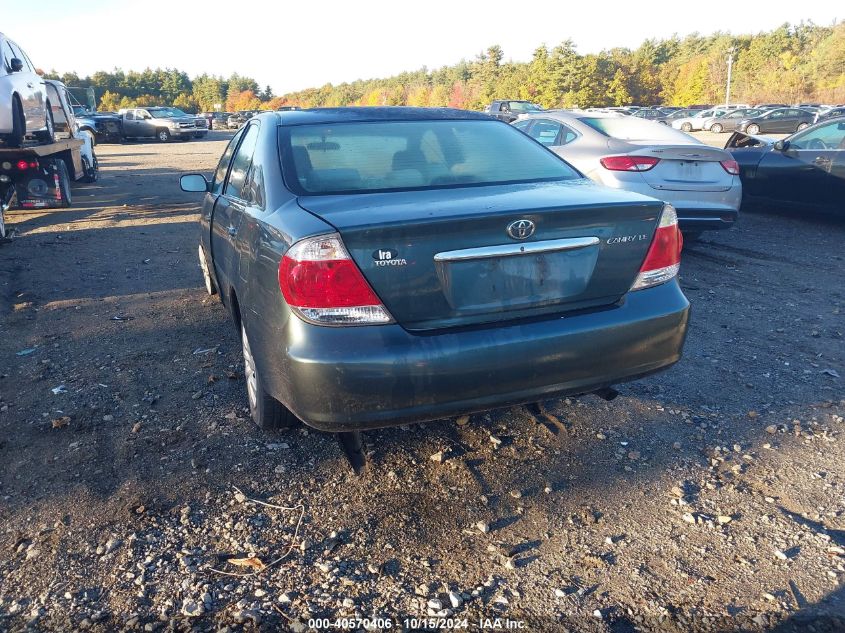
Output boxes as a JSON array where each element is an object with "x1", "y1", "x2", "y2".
[{"x1": 0, "y1": 131, "x2": 843, "y2": 632}]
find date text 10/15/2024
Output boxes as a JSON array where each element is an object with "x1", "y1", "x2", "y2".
[{"x1": 308, "y1": 617, "x2": 528, "y2": 630}]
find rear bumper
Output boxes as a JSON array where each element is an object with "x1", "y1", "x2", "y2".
[
  {"x1": 676, "y1": 208, "x2": 738, "y2": 231},
  {"x1": 588, "y1": 173, "x2": 740, "y2": 233},
  {"x1": 270, "y1": 281, "x2": 690, "y2": 431}
]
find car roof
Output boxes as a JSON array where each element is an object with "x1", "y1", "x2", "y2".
[{"x1": 269, "y1": 107, "x2": 493, "y2": 126}]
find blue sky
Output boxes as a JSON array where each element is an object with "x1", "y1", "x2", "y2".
[{"x1": 6, "y1": 0, "x2": 842, "y2": 94}]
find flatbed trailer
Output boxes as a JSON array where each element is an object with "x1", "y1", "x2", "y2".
[{"x1": 0, "y1": 138, "x2": 93, "y2": 239}]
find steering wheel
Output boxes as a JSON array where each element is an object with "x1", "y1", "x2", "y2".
[{"x1": 806, "y1": 138, "x2": 827, "y2": 150}]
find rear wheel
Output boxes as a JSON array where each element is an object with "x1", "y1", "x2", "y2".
[
  {"x1": 240, "y1": 322, "x2": 297, "y2": 431},
  {"x1": 681, "y1": 122, "x2": 692, "y2": 132},
  {"x1": 52, "y1": 160, "x2": 72, "y2": 207},
  {"x1": 4, "y1": 97, "x2": 25, "y2": 148},
  {"x1": 80, "y1": 154, "x2": 98, "y2": 183},
  {"x1": 746, "y1": 124, "x2": 760, "y2": 135},
  {"x1": 156, "y1": 128, "x2": 171, "y2": 142},
  {"x1": 796, "y1": 122, "x2": 809, "y2": 132},
  {"x1": 711, "y1": 123, "x2": 723, "y2": 133},
  {"x1": 34, "y1": 104, "x2": 55, "y2": 144}
]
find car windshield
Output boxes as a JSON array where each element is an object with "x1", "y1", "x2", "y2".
[
  {"x1": 578, "y1": 116, "x2": 692, "y2": 141},
  {"x1": 149, "y1": 108, "x2": 187, "y2": 118},
  {"x1": 282, "y1": 120, "x2": 581, "y2": 195}
]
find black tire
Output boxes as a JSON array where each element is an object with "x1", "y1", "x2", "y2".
[
  {"x1": 681, "y1": 122, "x2": 692, "y2": 132},
  {"x1": 79, "y1": 154, "x2": 98, "y2": 183},
  {"x1": 796, "y1": 122, "x2": 809, "y2": 131},
  {"x1": 56, "y1": 160, "x2": 72, "y2": 207},
  {"x1": 0, "y1": 203, "x2": 6, "y2": 239},
  {"x1": 711, "y1": 123, "x2": 723, "y2": 134},
  {"x1": 240, "y1": 321, "x2": 297, "y2": 431},
  {"x1": 746, "y1": 124, "x2": 760, "y2": 135},
  {"x1": 34, "y1": 103, "x2": 55, "y2": 144},
  {"x1": 198, "y1": 244, "x2": 217, "y2": 295},
  {"x1": 4, "y1": 97, "x2": 25, "y2": 148},
  {"x1": 156, "y1": 128, "x2": 171, "y2": 142}
]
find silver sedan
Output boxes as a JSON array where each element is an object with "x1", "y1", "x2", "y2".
[{"x1": 513, "y1": 111, "x2": 742, "y2": 237}]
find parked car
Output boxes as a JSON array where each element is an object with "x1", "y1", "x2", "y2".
[
  {"x1": 657, "y1": 109, "x2": 695, "y2": 125},
  {"x1": 670, "y1": 108, "x2": 727, "y2": 132},
  {"x1": 632, "y1": 109, "x2": 666, "y2": 121},
  {"x1": 484, "y1": 100, "x2": 543, "y2": 123},
  {"x1": 0, "y1": 32, "x2": 54, "y2": 147},
  {"x1": 513, "y1": 111, "x2": 741, "y2": 238},
  {"x1": 72, "y1": 106, "x2": 123, "y2": 144},
  {"x1": 44, "y1": 80, "x2": 98, "y2": 181},
  {"x1": 815, "y1": 107, "x2": 845, "y2": 123},
  {"x1": 179, "y1": 108, "x2": 689, "y2": 432},
  {"x1": 226, "y1": 111, "x2": 257, "y2": 129},
  {"x1": 704, "y1": 109, "x2": 764, "y2": 133},
  {"x1": 208, "y1": 112, "x2": 232, "y2": 130},
  {"x1": 736, "y1": 108, "x2": 815, "y2": 135},
  {"x1": 119, "y1": 107, "x2": 205, "y2": 141},
  {"x1": 726, "y1": 117, "x2": 845, "y2": 214},
  {"x1": 193, "y1": 115, "x2": 209, "y2": 139}
]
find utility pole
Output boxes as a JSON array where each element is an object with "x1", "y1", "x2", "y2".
[{"x1": 725, "y1": 47, "x2": 735, "y2": 108}]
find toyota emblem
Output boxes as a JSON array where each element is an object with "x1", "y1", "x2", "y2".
[{"x1": 506, "y1": 219, "x2": 535, "y2": 240}]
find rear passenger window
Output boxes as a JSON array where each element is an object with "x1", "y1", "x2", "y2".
[
  {"x1": 527, "y1": 119, "x2": 576, "y2": 147},
  {"x1": 513, "y1": 120, "x2": 532, "y2": 132},
  {"x1": 225, "y1": 124, "x2": 259, "y2": 198}
]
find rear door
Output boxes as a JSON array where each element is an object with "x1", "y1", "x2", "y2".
[
  {"x1": 524, "y1": 118, "x2": 578, "y2": 150},
  {"x1": 210, "y1": 123, "x2": 259, "y2": 295}
]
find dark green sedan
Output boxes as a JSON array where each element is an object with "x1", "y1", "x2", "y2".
[{"x1": 180, "y1": 108, "x2": 689, "y2": 433}]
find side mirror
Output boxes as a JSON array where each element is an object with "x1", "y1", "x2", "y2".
[
  {"x1": 10, "y1": 58, "x2": 23, "y2": 72},
  {"x1": 180, "y1": 174, "x2": 210, "y2": 192},
  {"x1": 773, "y1": 140, "x2": 789, "y2": 151}
]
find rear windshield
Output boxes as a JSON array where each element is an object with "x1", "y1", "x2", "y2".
[
  {"x1": 578, "y1": 117, "x2": 693, "y2": 141},
  {"x1": 280, "y1": 120, "x2": 581, "y2": 195}
]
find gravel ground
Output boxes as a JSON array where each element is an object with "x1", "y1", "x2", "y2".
[{"x1": 0, "y1": 131, "x2": 843, "y2": 632}]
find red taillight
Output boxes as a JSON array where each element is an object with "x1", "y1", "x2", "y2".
[
  {"x1": 278, "y1": 234, "x2": 392, "y2": 325},
  {"x1": 630, "y1": 205, "x2": 683, "y2": 291},
  {"x1": 16, "y1": 160, "x2": 29, "y2": 171},
  {"x1": 720, "y1": 159, "x2": 740, "y2": 175},
  {"x1": 600, "y1": 155, "x2": 660, "y2": 172}
]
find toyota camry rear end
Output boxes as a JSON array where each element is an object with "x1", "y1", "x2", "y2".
[{"x1": 182, "y1": 108, "x2": 690, "y2": 432}]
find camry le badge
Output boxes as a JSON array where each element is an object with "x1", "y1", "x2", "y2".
[{"x1": 507, "y1": 219, "x2": 535, "y2": 240}]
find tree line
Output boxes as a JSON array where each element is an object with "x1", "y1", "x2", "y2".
[{"x1": 44, "y1": 21, "x2": 844, "y2": 113}]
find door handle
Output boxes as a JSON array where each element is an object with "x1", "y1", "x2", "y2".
[
  {"x1": 813, "y1": 156, "x2": 832, "y2": 166},
  {"x1": 227, "y1": 226, "x2": 237, "y2": 236}
]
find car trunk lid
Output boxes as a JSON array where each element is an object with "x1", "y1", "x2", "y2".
[
  {"x1": 619, "y1": 142, "x2": 733, "y2": 192},
  {"x1": 296, "y1": 181, "x2": 663, "y2": 331}
]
